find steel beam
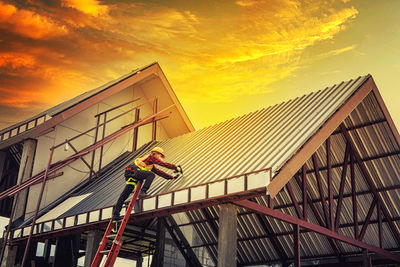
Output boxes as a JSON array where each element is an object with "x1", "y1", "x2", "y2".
[
  {"x1": 233, "y1": 199, "x2": 400, "y2": 262},
  {"x1": 286, "y1": 183, "x2": 302, "y2": 218},
  {"x1": 358, "y1": 198, "x2": 377, "y2": 241},
  {"x1": 340, "y1": 123, "x2": 400, "y2": 246},
  {"x1": 335, "y1": 142, "x2": 350, "y2": 231},
  {"x1": 312, "y1": 154, "x2": 330, "y2": 228}
]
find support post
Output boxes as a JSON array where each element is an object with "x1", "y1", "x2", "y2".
[
  {"x1": 217, "y1": 204, "x2": 237, "y2": 267},
  {"x1": 152, "y1": 98, "x2": 157, "y2": 141},
  {"x1": 132, "y1": 109, "x2": 140, "y2": 152},
  {"x1": 152, "y1": 218, "x2": 166, "y2": 267},
  {"x1": 84, "y1": 230, "x2": 102, "y2": 267},
  {"x1": 294, "y1": 224, "x2": 300, "y2": 267},
  {"x1": 363, "y1": 249, "x2": 372, "y2": 267}
]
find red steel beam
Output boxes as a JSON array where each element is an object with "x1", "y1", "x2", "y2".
[
  {"x1": 377, "y1": 200, "x2": 383, "y2": 248},
  {"x1": 286, "y1": 183, "x2": 302, "y2": 218},
  {"x1": 358, "y1": 197, "x2": 377, "y2": 241},
  {"x1": 350, "y1": 151, "x2": 358, "y2": 239},
  {"x1": 334, "y1": 142, "x2": 349, "y2": 231},
  {"x1": 94, "y1": 97, "x2": 140, "y2": 117},
  {"x1": 312, "y1": 154, "x2": 330, "y2": 229},
  {"x1": 233, "y1": 199, "x2": 400, "y2": 262}
]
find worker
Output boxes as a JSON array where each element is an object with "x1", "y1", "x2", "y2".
[{"x1": 112, "y1": 146, "x2": 181, "y2": 220}]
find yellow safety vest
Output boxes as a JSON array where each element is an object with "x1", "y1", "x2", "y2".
[{"x1": 134, "y1": 154, "x2": 153, "y2": 171}]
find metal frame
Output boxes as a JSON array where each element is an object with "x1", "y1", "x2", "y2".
[
  {"x1": 4, "y1": 75, "x2": 400, "y2": 266},
  {"x1": 3, "y1": 101, "x2": 174, "y2": 266}
]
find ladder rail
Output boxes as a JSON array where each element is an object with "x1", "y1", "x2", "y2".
[{"x1": 91, "y1": 181, "x2": 143, "y2": 267}]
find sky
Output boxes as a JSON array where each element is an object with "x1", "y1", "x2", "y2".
[{"x1": 0, "y1": 0, "x2": 399, "y2": 131}]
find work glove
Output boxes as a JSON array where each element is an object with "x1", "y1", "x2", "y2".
[{"x1": 174, "y1": 165, "x2": 183, "y2": 174}]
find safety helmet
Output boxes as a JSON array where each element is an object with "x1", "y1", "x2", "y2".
[{"x1": 151, "y1": 146, "x2": 165, "y2": 158}]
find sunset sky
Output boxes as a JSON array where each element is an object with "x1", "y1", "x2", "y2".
[{"x1": 0, "y1": 0, "x2": 399, "y2": 130}]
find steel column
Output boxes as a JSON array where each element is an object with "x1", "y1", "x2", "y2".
[
  {"x1": 152, "y1": 98, "x2": 157, "y2": 141},
  {"x1": 294, "y1": 224, "x2": 300, "y2": 267},
  {"x1": 132, "y1": 109, "x2": 140, "y2": 152}
]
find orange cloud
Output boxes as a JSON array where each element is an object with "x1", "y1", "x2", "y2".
[
  {"x1": 0, "y1": 1, "x2": 68, "y2": 39},
  {"x1": 0, "y1": 52, "x2": 36, "y2": 70},
  {"x1": 0, "y1": 0, "x2": 360, "y2": 123}
]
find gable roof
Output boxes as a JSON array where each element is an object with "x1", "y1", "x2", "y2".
[
  {"x1": 0, "y1": 62, "x2": 194, "y2": 150},
  {"x1": 12, "y1": 74, "x2": 400, "y2": 264}
]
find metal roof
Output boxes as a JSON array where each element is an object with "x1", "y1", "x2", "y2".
[
  {"x1": 14, "y1": 74, "x2": 400, "y2": 264},
  {"x1": 0, "y1": 63, "x2": 155, "y2": 138}
]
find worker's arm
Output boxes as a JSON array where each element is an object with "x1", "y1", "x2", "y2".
[
  {"x1": 152, "y1": 166, "x2": 175, "y2": 179},
  {"x1": 149, "y1": 154, "x2": 177, "y2": 170}
]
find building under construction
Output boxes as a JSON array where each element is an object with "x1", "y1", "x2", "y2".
[{"x1": 0, "y1": 62, "x2": 400, "y2": 266}]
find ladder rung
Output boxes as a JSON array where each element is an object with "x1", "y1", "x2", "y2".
[
  {"x1": 107, "y1": 234, "x2": 117, "y2": 239},
  {"x1": 100, "y1": 250, "x2": 110, "y2": 254}
]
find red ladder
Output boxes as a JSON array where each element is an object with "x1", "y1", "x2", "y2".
[{"x1": 91, "y1": 181, "x2": 142, "y2": 267}]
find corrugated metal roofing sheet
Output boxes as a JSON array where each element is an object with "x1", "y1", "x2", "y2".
[{"x1": 21, "y1": 74, "x2": 400, "y2": 264}]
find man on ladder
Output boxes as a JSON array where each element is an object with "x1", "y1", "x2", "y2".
[{"x1": 112, "y1": 146, "x2": 182, "y2": 221}]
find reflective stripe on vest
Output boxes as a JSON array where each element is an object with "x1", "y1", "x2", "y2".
[
  {"x1": 134, "y1": 154, "x2": 153, "y2": 171},
  {"x1": 126, "y1": 177, "x2": 138, "y2": 186}
]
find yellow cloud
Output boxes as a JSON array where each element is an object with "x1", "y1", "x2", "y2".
[
  {"x1": 61, "y1": 0, "x2": 108, "y2": 16},
  {"x1": 0, "y1": 1, "x2": 68, "y2": 39}
]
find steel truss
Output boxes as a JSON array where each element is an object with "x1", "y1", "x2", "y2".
[{"x1": 0, "y1": 98, "x2": 173, "y2": 267}]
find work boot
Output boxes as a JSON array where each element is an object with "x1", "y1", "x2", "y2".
[{"x1": 138, "y1": 190, "x2": 148, "y2": 198}]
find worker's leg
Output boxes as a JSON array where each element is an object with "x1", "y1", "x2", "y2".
[
  {"x1": 134, "y1": 170, "x2": 155, "y2": 193},
  {"x1": 112, "y1": 183, "x2": 135, "y2": 217}
]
